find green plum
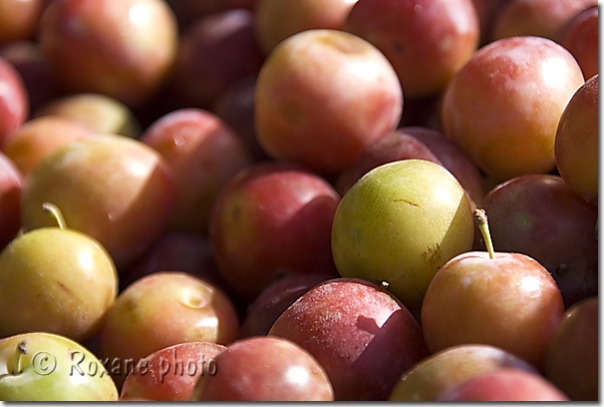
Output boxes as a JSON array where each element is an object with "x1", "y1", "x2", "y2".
[
  {"x1": 0, "y1": 332, "x2": 118, "y2": 401},
  {"x1": 0, "y1": 203, "x2": 118, "y2": 343},
  {"x1": 331, "y1": 159, "x2": 475, "y2": 310}
]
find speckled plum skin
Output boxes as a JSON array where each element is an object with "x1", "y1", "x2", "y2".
[{"x1": 268, "y1": 278, "x2": 430, "y2": 401}]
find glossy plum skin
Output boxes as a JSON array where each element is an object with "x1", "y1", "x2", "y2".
[
  {"x1": 0, "y1": 332, "x2": 119, "y2": 401},
  {"x1": 38, "y1": 0, "x2": 178, "y2": 107},
  {"x1": 479, "y1": 174, "x2": 598, "y2": 308},
  {"x1": 254, "y1": 0, "x2": 359, "y2": 55},
  {"x1": 119, "y1": 341, "x2": 226, "y2": 401},
  {"x1": 268, "y1": 278, "x2": 430, "y2": 401},
  {"x1": 0, "y1": 57, "x2": 28, "y2": 147},
  {"x1": 559, "y1": 6, "x2": 598, "y2": 80},
  {"x1": 19, "y1": 136, "x2": 176, "y2": 270},
  {"x1": 255, "y1": 29, "x2": 403, "y2": 175},
  {"x1": 491, "y1": 0, "x2": 597, "y2": 42},
  {"x1": 389, "y1": 344, "x2": 539, "y2": 401},
  {"x1": 437, "y1": 368, "x2": 569, "y2": 401},
  {"x1": 191, "y1": 336, "x2": 335, "y2": 401},
  {"x1": 140, "y1": 108, "x2": 253, "y2": 235},
  {"x1": 97, "y1": 272, "x2": 239, "y2": 388},
  {"x1": 0, "y1": 225, "x2": 118, "y2": 343},
  {"x1": 332, "y1": 159, "x2": 475, "y2": 311},
  {"x1": 0, "y1": 152, "x2": 22, "y2": 250},
  {"x1": 554, "y1": 74, "x2": 598, "y2": 205},
  {"x1": 545, "y1": 297, "x2": 598, "y2": 401},
  {"x1": 441, "y1": 36, "x2": 585, "y2": 182},
  {"x1": 421, "y1": 251, "x2": 565, "y2": 371},
  {"x1": 344, "y1": 0, "x2": 480, "y2": 99},
  {"x1": 209, "y1": 161, "x2": 340, "y2": 302}
]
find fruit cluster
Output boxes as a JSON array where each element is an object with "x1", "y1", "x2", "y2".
[{"x1": 0, "y1": 0, "x2": 598, "y2": 402}]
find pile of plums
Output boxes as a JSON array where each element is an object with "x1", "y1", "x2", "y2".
[{"x1": 0, "y1": 0, "x2": 597, "y2": 401}]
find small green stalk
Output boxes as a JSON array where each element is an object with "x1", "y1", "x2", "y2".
[
  {"x1": 42, "y1": 202, "x2": 67, "y2": 230},
  {"x1": 474, "y1": 208, "x2": 496, "y2": 259}
]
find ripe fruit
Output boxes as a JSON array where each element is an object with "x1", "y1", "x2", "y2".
[
  {"x1": 269, "y1": 278, "x2": 430, "y2": 401},
  {"x1": 2, "y1": 116, "x2": 96, "y2": 176},
  {"x1": 97, "y1": 272, "x2": 239, "y2": 386},
  {"x1": 191, "y1": 336, "x2": 334, "y2": 401},
  {"x1": 441, "y1": 35, "x2": 584, "y2": 181},
  {"x1": 437, "y1": 368, "x2": 569, "y2": 401},
  {"x1": 255, "y1": 28, "x2": 403, "y2": 175},
  {"x1": 479, "y1": 174, "x2": 598, "y2": 308},
  {"x1": 421, "y1": 209, "x2": 565, "y2": 371},
  {"x1": 38, "y1": 0, "x2": 178, "y2": 107},
  {"x1": 120, "y1": 341, "x2": 226, "y2": 401},
  {"x1": 344, "y1": 0, "x2": 480, "y2": 99},
  {"x1": 331, "y1": 159, "x2": 475, "y2": 310},
  {"x1": 558, "y1": 6, "x2": 598, "y2": 80},
  {"x1": 389, "y1": 344, "x2": 539, "y2": 401},
  {"x1": 545, "y1": 297, "x2": 598, "y2": 401},
  {"x1": 209, "y1": 161, "x2": 340, "y2": 302},
  {"x1": 490, "y1": 0, "x2": 597, "y2": 42},
  {"x1": 20, "y1": 135, "x2": 175, "y2": 270},
  {"x1": 140, "y1": 108, "x2": 252, "y2": 234},
  {"x1": 554, "y1": 73, "x2": 598, "y2": 204}
]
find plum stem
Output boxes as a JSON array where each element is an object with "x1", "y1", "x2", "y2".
[
  {"x1": 42, "y1": 202, "x2": 67, "y2": 230},
  {"x1": 474, "y1": 208, "x2": 495, "y2": 259},
  {"x1": 12, "y1": 341, "x2": 26, "y2": 375}
]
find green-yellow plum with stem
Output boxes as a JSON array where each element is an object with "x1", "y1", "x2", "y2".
[
  {"x1": 0, "y1": 332, "x2": 118, "y2": 401},
  {"x1": 0, "y1": 202, "x2": 118, "y2": 343}
]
